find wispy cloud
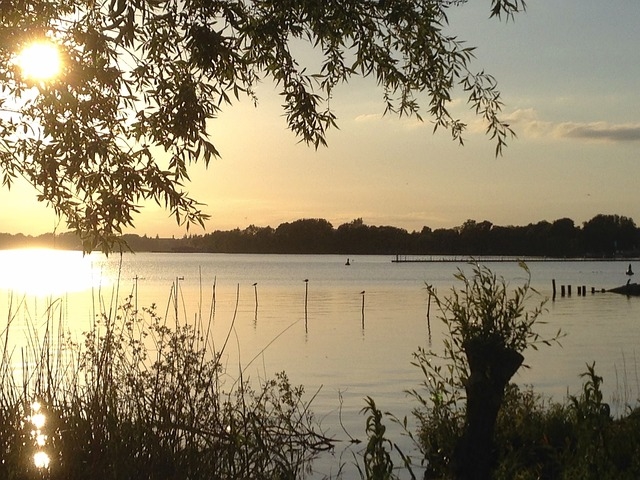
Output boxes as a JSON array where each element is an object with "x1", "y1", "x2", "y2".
[
  {"x1": 505, "y1": 109, "x2": 640, "y2": 142},
  {"x1": 555, "y1": 122, "x2": 640, "y2": 142},
  {"x1": 354, "y1": 113, "x2": 383, "y2": 123},
  {"x1": 353, "y1": 112, "x2": 424, "y2": 131}
]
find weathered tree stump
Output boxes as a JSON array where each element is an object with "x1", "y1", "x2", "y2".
[{"x1": 454, "y1": 337, "x2": 524, "y2": 480}]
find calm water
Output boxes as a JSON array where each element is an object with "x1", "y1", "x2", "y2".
[{"x1": 1, "y1": 250, "x2": 639, "y2": 478}]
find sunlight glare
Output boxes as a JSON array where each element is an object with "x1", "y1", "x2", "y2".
[
  {"x1": 30, "y1": 412, "x2": 46, "y2": 430},
  {"x1": 33, "y1": 451, "x2": 50, "y2": 469},
  {"x1": 17, "y1": 41, "x2": 62, "y2": 81},
  {"x1": 29, "y1": 400, "x2": 51, "y2": 469},
  {"x1": 35, "y1": 433, "x2": 47, "y2": 447},
  {"x1": 0, "y1": 249, "x2": 106, "y2": 296}
]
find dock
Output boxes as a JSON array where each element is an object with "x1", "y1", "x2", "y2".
[{"x1": 391, "y1": 255, "x2": 640, "y2": 263}]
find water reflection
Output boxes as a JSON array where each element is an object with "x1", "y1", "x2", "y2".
[
  {"x1": 29, "y1": 401, "x2": 50, "y2": 469},
  {"x1": 0, "y1": 249, "x2": 108, "y2": 296}
]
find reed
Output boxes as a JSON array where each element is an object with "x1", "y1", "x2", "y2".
[{"x1": 0, "y1": 284, "x2": 333, "y2": 479}]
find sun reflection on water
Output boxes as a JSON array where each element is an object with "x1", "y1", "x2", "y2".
[
  {"x1": 29, "y1": 401, "x2": 50, "y2": 469},
  {"x1": 0, "y1": 249, "x2": 109, "y2": 296}
]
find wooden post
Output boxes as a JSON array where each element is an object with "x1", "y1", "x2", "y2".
[
  {"x1": 361, "y1": 290, "x2": 366, "y2": 329},
  {"x1": 133, "y1": 275, "x2": 140, "y2": 313},
  {"x1": 253, "y1": 282, "x2": 258, "y2": 308},
  {"x1": 427, "y1": 291, "x2": 433, "y2": 345},
  {"x1": 552, "y1": 279, "x2": 556, "y2": 300},
  {"x1": 561, "y1": 285, "x2": 566, "y2": 297},
  {"x1": 174, "y1": 276, "x2": 184, "y2": 323},
  {"x1": 253, "y1": 282, "x2": 258, "y2": 324},
  {"x1": 568, "y1": 285, "x2": 572, "y2": 296},
  {"x1": 211, "y1": 276, "x2": 217, "y2": 320},
  {"x1": 304, "y1": 279, "x2": 309, "y2": 332}
]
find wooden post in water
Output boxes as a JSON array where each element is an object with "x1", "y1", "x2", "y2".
[
  {"x1": 582, "y1": 285, "x2": 586, "y2": 297},
  {"x1": 253, "y1": 282, "x2": 258, "y2": 308},
  {"x1": 561, "y1": 285, "x2": 566, "y2": 297},
  {"x1": 174, "y1": 276, "x2": 184, "y2": 323},
  {"x1": 361, "y1": 290, "x2": 366, "y2": 329},
  {"x1": 304, "y1": 279, "x2": 309, "y2": 332},
  {"x1": 134, "y1": 275, "x2": 140, "y2": 313},
  {"x1": 211, "y1": 276, "x2": 217, "y2": 321},
  {"x1": 552, "y1": 279, "x2": 556, "y2": 300},
  {"x1": 253, "y1": 282, "x2": 258, "y2": 324},
  {"x1": 426, "y1": 290, "x2": 433, "y2": 345},
  {"x1": 568, "y1": 285, "x2": 572, "y2": 296}
]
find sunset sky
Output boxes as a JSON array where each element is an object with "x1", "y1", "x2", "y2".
[{"x1": 2, "y1": 1, "x2": 640, "y2": 237}]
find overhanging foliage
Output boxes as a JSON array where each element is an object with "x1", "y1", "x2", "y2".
[{"x1": 1, "y1": 0, "x2": 523, "y2": 252}]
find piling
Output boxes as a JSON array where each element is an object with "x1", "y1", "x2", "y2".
[
  {"x1": 304, "y1": 279, "x2": 309, "y2": 332},
  {"x1": 557, "y1": 283, "x2": 595, "y2": 298},
  {"x1": 253, "y1": 282, "x2": 258, "y2": 324},
  {"x1": 211, "y1": 276, "x2": 217, "y2": 320},
  {"x1": 133, "y1": 275, "x2": 140, "y2": 313},
  {"x1": 253, "y1": 282, "x2": 258, "y2": 308},
  {"x1": 426, "y1": 290, "x2": 433, "y2": 346},
  {"x1": 174, "y1": 276, "x2": 184, "y2": 323}
]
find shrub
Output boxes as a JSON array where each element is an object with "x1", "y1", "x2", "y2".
[
  {"x1": 0, "y1": 294, "x2": 332, "y2": 479},
  {"x1": 409, "y1": 263, "x2": 640, "y2": 479},
  {"x1": 411, "y1": 262, "x2": 559, "y2": 479}
]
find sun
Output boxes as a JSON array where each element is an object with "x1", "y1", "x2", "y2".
[
  {"x1": 16, "y1": 41, "x2": 62, "y2": 81},
  {"x1": 0, "y1": 249, "x2": 103, "y2": 296}
]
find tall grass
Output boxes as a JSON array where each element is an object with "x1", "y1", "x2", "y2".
[{"x1": 0, "y1": 282, "x2": 333, "y2": 479}]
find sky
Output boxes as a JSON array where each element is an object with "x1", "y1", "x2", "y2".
[{"x1": 2, "y1": 0, "x2": 640, "y2": 237}]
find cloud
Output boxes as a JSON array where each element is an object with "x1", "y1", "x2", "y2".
[
  {"x1": 353, "y1": 112, "x2": 425, "y2": 131},
  {"x1": 354, "y1": 113, "x2": 383, "y2": 123},
  {"x1": 505, "y1": 109, "x2": 640, "y2": 143},
  {"x1": 554, "y1": 122, "x2": 640, "y2": 142}
]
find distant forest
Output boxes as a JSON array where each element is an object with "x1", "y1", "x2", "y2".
[{"x1": 2, "y1": 214, "x2": 639, "y2": 258}]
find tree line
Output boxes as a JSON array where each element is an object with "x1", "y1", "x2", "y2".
[{"x1": 5, "y1": 213, "x2": 637, "y2": 258}]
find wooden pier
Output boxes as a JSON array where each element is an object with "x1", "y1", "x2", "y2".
[{"x1": 392, "y1": 255, "x2": 640, "y2": 263}]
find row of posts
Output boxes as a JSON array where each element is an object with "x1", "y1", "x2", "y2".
[{"x1": 552, "y1": 279, "x2": 603, "y2": 299}]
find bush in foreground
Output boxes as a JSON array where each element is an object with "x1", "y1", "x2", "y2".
[
  {"x1": 0, "y1": 296, "x2": 332, "y2": 479},
  {"x1": 408, "y1": 264, "x2": 640, "y2": 479}
]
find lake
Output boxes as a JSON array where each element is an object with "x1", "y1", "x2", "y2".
[{"x1": 1, "y1": 250, "x2": 639, "y2": 478}]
